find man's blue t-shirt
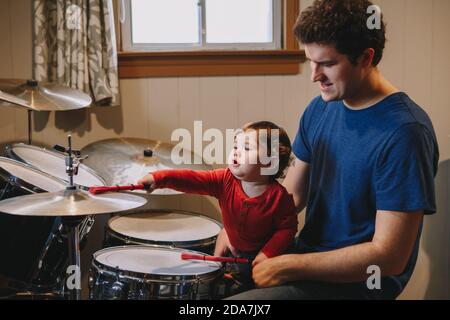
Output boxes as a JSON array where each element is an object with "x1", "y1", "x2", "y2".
[{"x1": 292, "y1": 92, "x2": 439, "y2": 295}]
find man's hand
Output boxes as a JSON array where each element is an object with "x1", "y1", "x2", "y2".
[
  {"x1": 137, "y1": 174, "x2": 156, "y2": 193},
  {"x1": 252, "y1": 251, "x2": 268, "y2": 267},
  {"x1": 214, "y1": 229, "x2": 238, "y2": 257},
  {"x1": 252, "y1": 255, "x2": 289, "y2": 288}
]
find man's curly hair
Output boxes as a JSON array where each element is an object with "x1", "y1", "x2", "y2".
[{"x1": 294, "y1": 0, "x2": 386, "y2": 66}]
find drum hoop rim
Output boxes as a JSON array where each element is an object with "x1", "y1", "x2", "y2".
[
  {"x1": 0, "y1": 157, "x2": 67, "y2": 193},
  {"x1": 106, "y1": 228, "x2": 218, "y2": 248},
  {"x1": 106, "y1": 209, "x2": 222, "y2": 247},
  {"x1": 92, "y1": 245, "x2": 223, "y2": 282},
  {"x1": 91, "y1": 263, "x2": 222, "y2": 284},
  {"x1": 7, "y1": 143, "x2": 107, "y2": 186}
]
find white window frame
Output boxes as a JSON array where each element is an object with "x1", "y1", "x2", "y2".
[{"x1": 121, "y1": 0, "x2": 282, "y2": 52}]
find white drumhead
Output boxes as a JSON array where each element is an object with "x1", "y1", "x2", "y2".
[
  {"x1": 0, "y1": 158, "x2": 66, "y2": 192},
  {"x1": 11, "y1": 144, "x2": 106, "y2": 187},
  {"x1": 95, "y1": 246, "x2": 221, "y2": 275},
  {"x1": 109, "y1": 211, "x2": 222, "y2": 242}
]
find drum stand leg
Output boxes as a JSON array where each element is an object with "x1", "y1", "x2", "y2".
[
  {"x1": 62, "y1": 216, "x2": 84, "y2": 300},
  {"x1": 27, "y1": 220, "x2": 60, "y2": 290},
  {"x1": 0, "y1": 183, "x2": 11, "y2": 200}
]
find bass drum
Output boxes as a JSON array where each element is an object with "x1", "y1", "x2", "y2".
[
  {"x1": 4, "y1": 142, "x2": 107, "y2": 262},
  {"x1": 0, "y1": 157, "x2": 93, "y2": 291}
]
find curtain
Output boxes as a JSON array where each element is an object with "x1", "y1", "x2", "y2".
[{"x1": 33, "y1": 0, "x2": 120, "y2": 106}]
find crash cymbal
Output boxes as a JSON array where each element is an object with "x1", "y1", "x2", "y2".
[
  {"x1": 81, "y1": 138, "x2": 212, "y2": 195},
  {"x1": 0, "y1": 79, "x2": 92, "y2": 111},
  {"x1": 0, "y1": 188, "x2": 147, "y2": 217}
]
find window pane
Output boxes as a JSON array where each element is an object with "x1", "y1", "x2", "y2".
[
  {"x1": 205, "y1": 0, "x2": 273, "y2": 43},
  {"x1": 131, "y1": 0, "x2": 199, "y2": 44}
]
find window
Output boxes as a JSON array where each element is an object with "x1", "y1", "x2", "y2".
[
  {"x1": 122, "y1": 0, "x2": 281, "y2": 51},
  {"x1": 116, "y1": 0, "x2": 304, "y2": 77}
]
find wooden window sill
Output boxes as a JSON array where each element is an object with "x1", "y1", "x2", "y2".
[{"x1": 118, "y1": 50, "x2": 305, "y2": 78}]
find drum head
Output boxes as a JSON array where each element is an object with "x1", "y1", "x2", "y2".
[
  {"x1": 0, "y1": 157, "x2": 66, "y2": 192},
  {"x1": 8, "y1": 143, "x2": 106, "y2": 187},
  {"x1": 108, "y1": 210, "x2": 222, "y2": 244},
  {"x1": 94, "y1": 246, "x2": 221, "y2": 277}
]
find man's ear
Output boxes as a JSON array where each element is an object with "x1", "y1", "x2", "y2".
[{"x1": 359, "y1": 48, "x2": 375, "y2": 68}]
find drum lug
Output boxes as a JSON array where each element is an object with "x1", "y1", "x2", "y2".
[
  {"x1": 109, "y1": 267, "x2": 127, "y2": 299},
  {"x1": 114, "y1": 266, "x2": 122, "y2": 282},
  {"x1": 190, "y1": 276, "x2": 201, "y2": 299},
  {"x1": 88, "y1": 275, "x2": 94, "y2": 291},
  {"x1": 110, "y1": 281, "x2": 126, "y2": 299}
]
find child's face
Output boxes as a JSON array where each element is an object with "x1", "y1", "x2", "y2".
[{"x1": 228, "y1": 130, "x2": 268, "y2": 182}]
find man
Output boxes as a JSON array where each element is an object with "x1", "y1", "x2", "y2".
[{"x1": 227, "y1": 0, "x2": 438, "y2": 299}]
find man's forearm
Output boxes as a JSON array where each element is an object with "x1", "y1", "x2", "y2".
[
  {"x1": 279, "y1": 241, "x2": 403, "y2": 283},
  {"x1": 295, "y1": 195, "x2": 307, "y2": 214},
  {"x1": 269, "y1": 210, "x2": 423, "y2": 285},
  {"x1": 282, "y1": 159, "x2": 310, "y2": 214}
]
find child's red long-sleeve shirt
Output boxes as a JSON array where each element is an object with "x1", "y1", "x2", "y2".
[{"x1": 152, "y1": 168, "x2": 298, "y2": 258}]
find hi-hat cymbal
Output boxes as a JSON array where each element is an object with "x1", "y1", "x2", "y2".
[
  {"x1": 0, "y1": 79, "x2": 92, "y2": 111},
  {"x1": 0, "y1": 188, "x2": 147, "y2": 217},
  {"x1": 81, "y1": 138, "x2": 212, "y2": 195}
]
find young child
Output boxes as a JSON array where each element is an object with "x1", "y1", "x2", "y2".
[{"x1": 138, "y1": 121, "x2": 298, "y2": 287}]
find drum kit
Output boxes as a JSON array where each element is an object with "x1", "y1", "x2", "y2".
[{"x1": 0, "y1": 80, "x2": 227, "y2": 300}]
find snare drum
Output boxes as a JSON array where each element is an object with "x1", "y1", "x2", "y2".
[
  {"x1": 89, "y1": 246, "x2": 223, "y2": 300},
  {"x1": 6, "y1": 143, "x2": 106, "y2": 187},
  {"x1": 104, "y1": 210, "x2": 222, "y2": 254}
]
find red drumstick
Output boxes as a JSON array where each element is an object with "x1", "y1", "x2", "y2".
[
  {"x1": 181, "y1": 252, "x2": 250, "y2": 264},
  {"x1": 89, "y1": 184, "x2": 151, "y2": 195}
]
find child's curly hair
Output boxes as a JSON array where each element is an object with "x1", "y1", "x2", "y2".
[{"x1": 243, "y1": 121, "x2": 292, "y2": 180}]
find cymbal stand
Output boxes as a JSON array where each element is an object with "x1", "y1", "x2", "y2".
[
  {"x1": 26, "y1": 80, "x2": 38, "y2": 145},
  {"x1": 58, "y1": 135, "x2": 86, "y2": 300},
  {"x1": 62, "y1": 215, "x2": 84, "y2": 300},
  {"x1": 27, "y1": 110, "x2": 32, "y2": 145}
]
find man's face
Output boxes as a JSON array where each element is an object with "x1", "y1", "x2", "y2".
[{"x1": 305, "y1": 43, "x2": 364, "y2": 102}]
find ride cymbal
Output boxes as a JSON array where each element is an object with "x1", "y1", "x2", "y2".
[{"x1": 81, "y1": 138, "x2": 213, "y2": 195}]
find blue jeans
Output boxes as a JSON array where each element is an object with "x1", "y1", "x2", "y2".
[{"x1": 225, "y1": 280, "x2": 401, "y2": 300}]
